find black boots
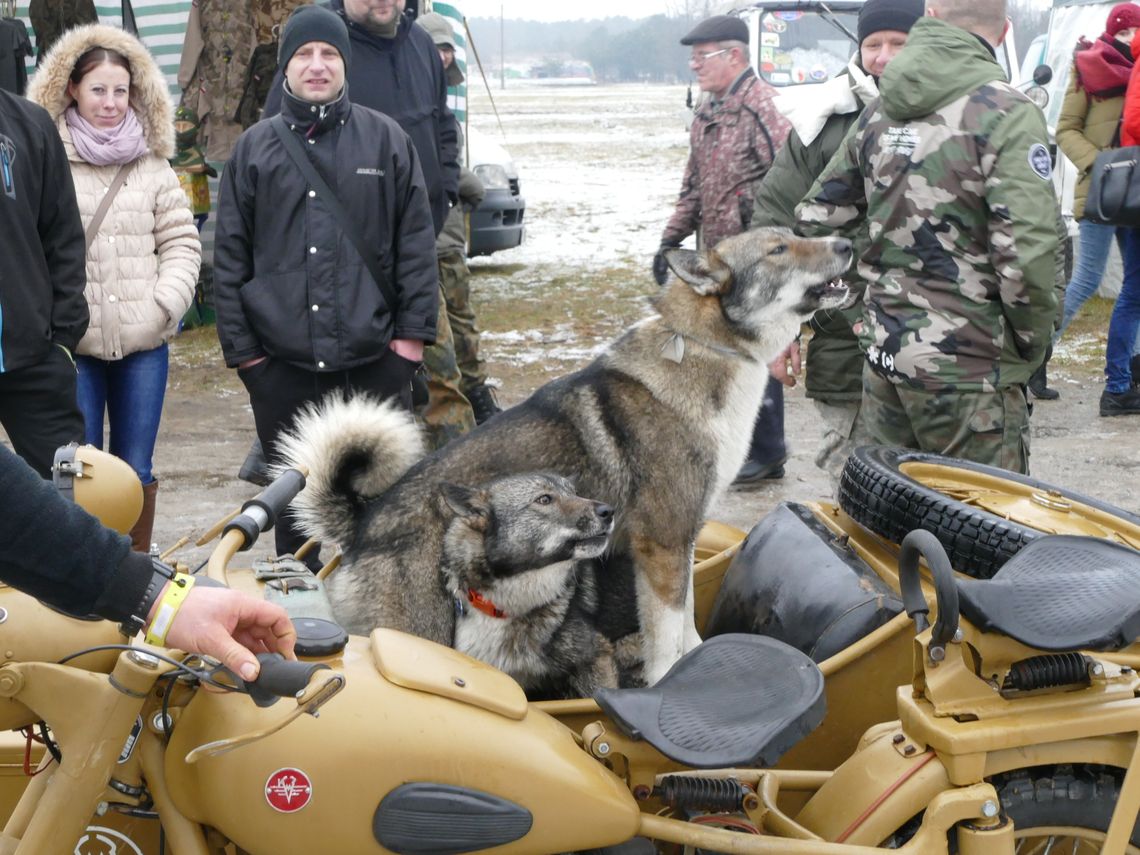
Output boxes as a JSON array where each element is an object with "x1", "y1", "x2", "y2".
[
  {"x1": 466, "y1": 382, "x2": 502, "y2": 425},
  {"x1": 1028, "y1": 344, "x2": 1059, "y2": 400},
  {"x1": 238, "y1": 437, "x2": 272, "y2": 487},
  {"x1": 731, "y1": 376, "x2": 787, "y2": 489}
]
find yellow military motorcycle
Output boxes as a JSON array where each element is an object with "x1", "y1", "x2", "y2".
[{"x1": 0, "y1": 447, "x2": 1138, "y2": 853}]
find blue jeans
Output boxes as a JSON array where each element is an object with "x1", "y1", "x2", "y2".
[
  {"x1": 76, "y1": 344, "x2": 169, "y2": 484},
  {"x1": 1057, "y1": 220, "x2": 1140, "y2": 358},
  {"x1": 1058, "y1": 220, "x2": 1126, "y2": 336},
  {"x1": 1108, "y1": 229, "x2": 1140, "y2": 392}
]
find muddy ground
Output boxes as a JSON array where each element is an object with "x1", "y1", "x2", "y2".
[{"x1": 75, "y1": 84, "x2": 1140, "y2": 566}]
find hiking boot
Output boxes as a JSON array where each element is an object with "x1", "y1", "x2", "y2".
[
  {"x1": 730, "y1": 455, "x2": 787, "y2": 489},
  {"x1": 466, "y1": 382, "x2": 503, "y2": 425},
  {"x1": 238, "y1": 437, "x2": 272, "y2": 486},
  {"x1": 1132, "y1": 354, "x2": 1140, "y2": 389},
  {"x1": 1099, "y1": 387, "x2": 1140, "y2": 417}
]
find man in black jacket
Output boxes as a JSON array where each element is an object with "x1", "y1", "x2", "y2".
[
  {"x1": 254, "y1": 0, "x2": 475, "y2": 464},
  {"x1": 0, "y1": 89, "x2": 87, "y2": 477},
  {"x1": 214, "y1": 5, "x2": 439, "y2": 567},
  {"x1": 263, "y1": 0, "x2": 459, "y2": 236}
]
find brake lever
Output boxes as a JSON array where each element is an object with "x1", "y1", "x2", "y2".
[{"x1": 184, "y1": 670, "x2": 345, "y2": 763}]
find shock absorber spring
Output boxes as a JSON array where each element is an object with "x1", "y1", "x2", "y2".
[
  {"x1": 654, "y1": 776, "x2": 748, "y2": 813},
  {"x1": 1003, "y1": 652, "x2": 1091, "y2": 693}
]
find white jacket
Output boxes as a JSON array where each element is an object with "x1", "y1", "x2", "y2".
[{"x1": 28, "y1": 24, "x2": 200, "y2": 360}]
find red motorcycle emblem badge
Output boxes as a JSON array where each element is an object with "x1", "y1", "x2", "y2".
[{"x1": 265, "y1": 767, "x2": 313, "y2": 813}]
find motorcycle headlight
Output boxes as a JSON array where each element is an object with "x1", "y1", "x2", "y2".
[
  {"x1": 1026, "y1": 85, "x2": 1049, "y2": 110},
  {"x1": 473, "y1": 163, "x2": 510, "y2": 190},
  {"x1": 53, "y1": 444, "x2": 143, "y2": 535}
]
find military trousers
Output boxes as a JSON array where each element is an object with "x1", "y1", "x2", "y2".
[
  {"x1": 861, "y1": 364, "x2": 1030, "y2": 475},
  {"x1": 419, "y1": 284, "x2": 476, "y2": 451},
  {"x1": 810, "y1": 396, "x2": 871, "y2": 488},
  {"x1": 438, "y1": 249, "x2": 488, "y2": 390}
]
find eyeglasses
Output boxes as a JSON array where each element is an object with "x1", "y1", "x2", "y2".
[{"x1": 689, "y1": 48, "x2": 729, "y2": 66}]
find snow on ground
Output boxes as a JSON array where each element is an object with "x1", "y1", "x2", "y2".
[{"x1": 468, "y1": 84, "x2": 692, "y2": 270}]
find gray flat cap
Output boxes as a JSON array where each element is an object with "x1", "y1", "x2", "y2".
[{"x1": 680, "y1": 15, "x2": 749, "y2": 46}]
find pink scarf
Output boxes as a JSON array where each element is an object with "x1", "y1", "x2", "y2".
[
  {"x1": 1074, "y1": 34, "x2": 1134, "y2": 98},
  {"x1": 65, "y1": 106, "x2": 150, "y2": 166}
]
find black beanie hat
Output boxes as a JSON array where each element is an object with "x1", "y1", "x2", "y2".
[
  {"x1": 279, "y1": 4, "x2": 351, "y2": 66},
  {"x1": 857, "y1": 0, "x2": 925, "y2": 45}
]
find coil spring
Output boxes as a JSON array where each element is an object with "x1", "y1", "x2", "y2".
[
  {"x1": 1003, "y1": 652, "x2": 1090, "y2": 692},
  {"x1": 654, "y1": 776, "x2": 747, "y2": 813}
]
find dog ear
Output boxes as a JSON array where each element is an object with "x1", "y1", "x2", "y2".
[
  {"x1": 438, "y1": 482, "x2": 490, "y2": 530},
  {"x1": 664, "y1": 248, "x2": 732, "y2": 295}
]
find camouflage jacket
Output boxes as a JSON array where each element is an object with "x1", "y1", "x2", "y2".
[
  {"x1": 662, "y1": 67, "x2": 790, "y2": 250},
  {"x1": 797, "y1": 18, "x2": 1057, "y2": 394}
]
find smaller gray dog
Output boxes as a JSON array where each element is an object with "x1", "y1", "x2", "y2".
[{"x1": 437, "y1": 472, "x2": 620, "y2": 700}]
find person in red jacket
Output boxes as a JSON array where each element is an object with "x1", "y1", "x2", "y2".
[{"x1": 1121, "y1": 28, "x2": 1140, "y2": 144}]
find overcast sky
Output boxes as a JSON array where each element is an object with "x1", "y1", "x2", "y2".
[{"x1": 460, "y1": 1, "x2": 684, "y2": 22}]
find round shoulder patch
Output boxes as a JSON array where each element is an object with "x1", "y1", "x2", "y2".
[{"x1": 1028, "y1": 143, "x2": 1052, "y2": 180}]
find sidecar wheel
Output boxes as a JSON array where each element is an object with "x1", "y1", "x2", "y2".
[
  {"x1": 838, "y1": 446, "x2": 1140, "y2": 579},
  {"x1": 992, "y1": 765, "x2": 1140, "y2": 851}
]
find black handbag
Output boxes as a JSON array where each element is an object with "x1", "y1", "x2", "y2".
[{"x1": 1085, "y1": 145, "x2": 1140, "y2": 227}]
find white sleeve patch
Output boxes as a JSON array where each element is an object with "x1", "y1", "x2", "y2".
[{"x1": 1028, "y1": 143, "x2": 1052, "y2": 180}]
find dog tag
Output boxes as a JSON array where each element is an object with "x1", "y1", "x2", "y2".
[{"x1": 660, "y1": 333, "x2": 685, "y2": 364}]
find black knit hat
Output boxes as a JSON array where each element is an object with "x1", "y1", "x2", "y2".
[
  {"x1": 857, "y1": 0, "x2": 925, "y2": 45},
  {"x1": 279, "y1": 4, "x2": 351, "y2": 66},
  {"x1": 680, "y1": 15, "x2": 749, "y2": 46}
]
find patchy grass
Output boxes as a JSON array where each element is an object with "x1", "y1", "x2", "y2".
[
  {"x1": 1053, "y1": 296, "x2": 1115, "y2": 382},
  {"x1": 469, "y1": 261, "x2": 655, "y2": 401},
  {"x1": 168, "y1": 326, "x2": 241, "y2": 396}
]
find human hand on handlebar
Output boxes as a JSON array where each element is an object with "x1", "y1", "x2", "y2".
[
  {"x1": 154, "y1": 585, "x2": 297, "y2": 681},
  {"x1": 769, "y1": 340, "x2": 802, "y2": 388}
]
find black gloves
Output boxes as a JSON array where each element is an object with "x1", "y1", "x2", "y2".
[{"x1": 653, "y1": 242, "x2": 679, "y2": 286}]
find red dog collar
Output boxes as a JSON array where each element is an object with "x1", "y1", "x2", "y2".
[{"x1": 467, "y1": 589, "x2": 507, "y2": 619}]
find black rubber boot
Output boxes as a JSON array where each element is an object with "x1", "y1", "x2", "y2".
[
  {"x1": 731, "y1": 377, "x2": 787, "y2": 489},
  {"x1": 1028, "y1": 344, "x2": 1059, "y2": 401},
  {"x1": 466, "y1": 382, "x2": 503, "y2": 425}
]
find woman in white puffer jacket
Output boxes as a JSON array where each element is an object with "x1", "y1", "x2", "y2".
[{"x1": 29, "y1": 24, "x2": 200, "y2": 552}]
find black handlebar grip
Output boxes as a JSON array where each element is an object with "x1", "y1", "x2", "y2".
[
  {"x1": 244, "y1": 468, "x2": 307, "y2": 531},
  {"x1": 897, "y1": 529, "x2": 960, "y2": 649},
  {"x1": 245, "y1": 653, "x2": 329, "y2": 708}
]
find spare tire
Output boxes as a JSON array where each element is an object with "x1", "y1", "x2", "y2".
[{"x1": 838, "y1": 446, "x2": 1140, "y2": 579}]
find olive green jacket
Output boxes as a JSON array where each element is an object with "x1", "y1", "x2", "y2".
[
  {"x1": 1056, "y1": 60, "x2": 1125, "y2": 221},
  {"x1": 752, "y1": 65, "x2": 872, "y2": 401}
]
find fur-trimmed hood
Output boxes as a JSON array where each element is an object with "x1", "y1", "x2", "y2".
[{"x1": 27, "y1": 24, "x2": 174, "y2": 159}]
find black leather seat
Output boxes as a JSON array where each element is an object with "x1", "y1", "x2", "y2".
[
  {"x1": 957, "y1": 536, "x2": 1140, "y2": 652},
  {"x1": 593, "y1": 634, "x2": 825, "y2": 768}
]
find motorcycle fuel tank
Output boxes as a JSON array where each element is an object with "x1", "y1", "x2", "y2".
[{"x1": 165, "y1": 629, "x2": 641, "y2": 854}]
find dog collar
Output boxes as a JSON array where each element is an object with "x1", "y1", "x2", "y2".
[
  {"x1": 466, "y1": 589, "x2": 508, "y2": 619},
  {"x1": 659, "y1": 331, "x2": 754, "y2": 364}
]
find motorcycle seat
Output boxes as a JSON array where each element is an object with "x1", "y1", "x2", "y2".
[
  {"x1": 593, "y1": 634, "x2": 825, "y2": 768},
  {"x1": 957, "y1": 535, "x2": 1140, "y2": 652}
]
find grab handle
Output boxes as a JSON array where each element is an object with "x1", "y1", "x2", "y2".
[
  {"x1": 897, "y1": 530, "x2": 960, "y2": 660},
  {"x1": 222, "y1": 468, "x2": 307, "y2": 551}
]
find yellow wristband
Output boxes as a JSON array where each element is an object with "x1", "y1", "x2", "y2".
[{"x1": 143, "y1": 573, "x2": 196, "y2": 647}]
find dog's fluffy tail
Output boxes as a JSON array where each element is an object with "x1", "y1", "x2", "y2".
[{"x1": 273, "y1": 394, "x2": 426, "y2": 547}]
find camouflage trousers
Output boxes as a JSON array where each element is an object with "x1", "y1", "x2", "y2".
[
  {"x1": 811, "y1": 397, "x2": 872, "y2": 490},
  {"x1": 861, "y1": 364, "x2": 1030, "y2": 475},
  {"x1": 418, "y1": 284, "x2": 476, "y2": 451},
  {"x1": 439, "y1": 250, "x2": 488, "y2": 389}
]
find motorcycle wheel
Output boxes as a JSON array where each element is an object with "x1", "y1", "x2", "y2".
[
  {"x1": 838, "y1": 446, "x2": 1140, "y2": 579},
  {"x1": 992, "y1": 764, "x2": 1140, "y2": 852}
]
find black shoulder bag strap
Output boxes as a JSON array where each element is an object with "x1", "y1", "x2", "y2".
[{"x1": 270, "y1": 115, "x2": 401, "y2": 313}]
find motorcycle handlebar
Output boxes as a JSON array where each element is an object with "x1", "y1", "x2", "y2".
[
  {"x1": 222, "y1": 468, "x2": 307, "y2": 551},
  {"x1": 244, "y1": 653, "x2": 330, "y2": 708},
  {"x1": 897, "y1": 529, "x2": 960, "y2": 654}
]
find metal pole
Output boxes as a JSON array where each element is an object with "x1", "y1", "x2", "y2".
[{"x1": 500, "y1": 3, "x2": 505, "y2": 90}]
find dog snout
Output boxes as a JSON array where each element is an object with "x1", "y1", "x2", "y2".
[
  {"x1": 594, "y1": 502, "x2": 614, "y2": 521},
  {"x1": 833, "y1": 239, "x2": 852, "y2": 258}
]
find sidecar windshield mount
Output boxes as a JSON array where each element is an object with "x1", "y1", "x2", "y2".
[
  {"x1": 956, "y1": 535, "x2": 1140, "y2": 652},
  {"x1": 593, "y1": 634, "x2": 825, "y2": 768}
]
